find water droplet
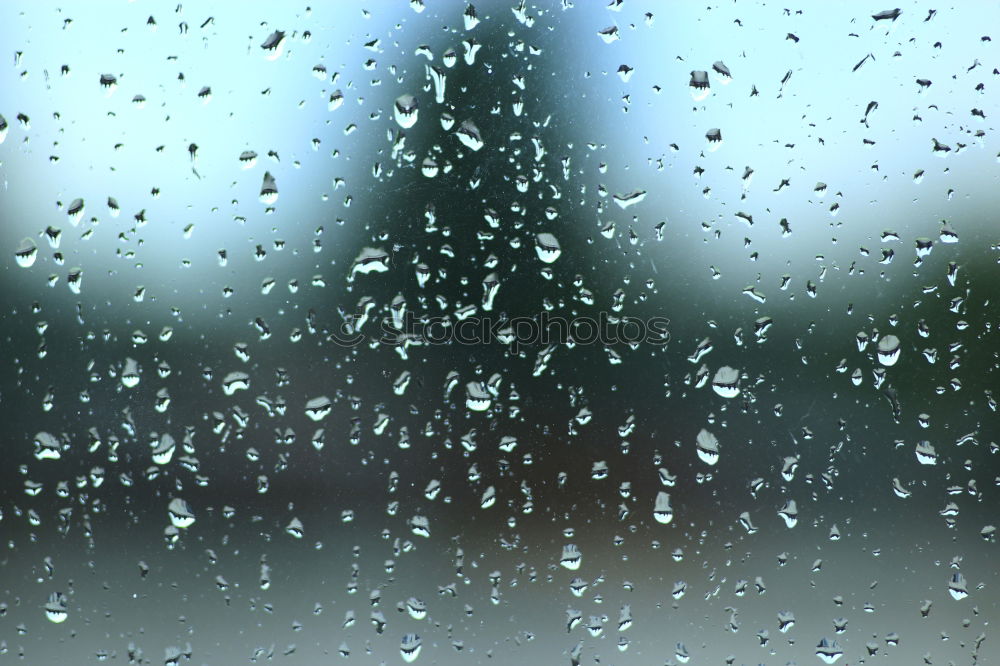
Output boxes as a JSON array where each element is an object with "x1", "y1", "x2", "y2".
[
  {"x1": 535, "y1": 232, "x2": 561, "y2": 263},
  {"x1": 67, "y1": 267, "x2": 82, "y2": 294},
  {"x1": 286, "y1": 517, "x2": 304, "y2": 538},
  {"x1": 394, "y1": 94, "x2": 419, "y2": 129},
  {"x1": 239, "y1": 150, "x2": 257, "y2": 169},
  {"x1": 406, "y1": 597, "x2": 427, "y2": 620},
  {"x1": 462, "y1": 38, "x2": 481, "y2": 65},
  {"x1": 597, "y1": 26, "x2": 620, "y2": 44},
  {"x1": 743, "y1": 286, "x2": 766, "y2": 303},
  {"x1": 167, "y1": 498, "x2": 195, "y2": 528},
  {"x1": 480, "y1": 485, "x2": 496, "y2": 509},
  {"x1": 424, "y1": 64, "x2": 446, "y2": 102},
  {"x1": 261, "y1": 31, "x2": 286, "y2": 60},
  {"x1": 67, "y1": 198, "x2": 85, "y2": 224},
  {"x1": 653, "y1": 491, "x2": 673, "y2": 524},
  {"x1": 915, "y1": 441, "x2": 937, "y2": 465},
  {"x1": 33, "y1": 432, "x2": 61, "y2": 460},
  {"x1": 877, "y1": 335, "x2": 901, "y2": 366},
  {"x1": 44, "y1": 592, "x2": 68, "y2": 624},
  {"x1": 712, "y1": 61, "x2": 732, "y2": 83},
  {"x1": 711, "y1": 366, "x2": 740, "y2": 398},
  {"x1": 400, "y1": 633, "x2": 422, "y2": 663},
  {"x1": 815, "y1": 638, "x2": 844, "y2": 663},
  {"x1": 122, "y1": 357, "x2": 140, "y2": 388},
  {"x1": 612, "y1": 189, "x2": 647, "y2": 210},
  {"x1": 778, "y1": 499, "x2": 798, "y2": 528},
  {"x1": 99, "y1": 73, "x2": 117, "y2": 95},
  {"x1": 259, "y1": 171, "x2": 278, "y2": 204},
  {"x1": 891, "y1": 477, "x2": 912, "y2": 498},
  {"x1": 153, "y1": 433, "x2": 176, "y2": 465},
  {"x1": 408, "y1": 514, "x2": 430, "y2": 538},
  {"x1": 706, "y1": 128, "x2": 722, "y2": 150},
  {"x1": 696, "y1": 428, "x2": 720, "y2": 465},
  {"x1": 350, "y1": 247, "x2": 391, "y2": 280},
  {"x1": 421, "y1": 156, "x2": 438, "y2": 178},
  {"x1": 482, "y1": 273, "x2": 500, "y2": 311},
  {"x1": 456, "y1": 120, "x2": 484, "y2": 151},
  {"x1": 948, "y1": 573, "x2": 968, "y2": 600},
  {"x1": 466, "y1": 382, "x2": 491, "y2": 411},
  {"x1": 222, "y1": 371, "x2": 250, "y2": 395},
  {"x1": 689, "y1": 71, "x2": 710, "y2": 100},
  {"x1": 560, "y1": 544, "x2": 582, "y2": 570},
  {"x1": 463, "y1": 4, "x2": 480, "y2": 30},
  {"x1": 872, "y1": 8, "x2": 902, "y2": 21},
  {"x1": 305, "y1": 396, "x2": 332, "y2": 421},
  {"x1": 15, "y1": 238, "x2": 38, "y2": 268}
]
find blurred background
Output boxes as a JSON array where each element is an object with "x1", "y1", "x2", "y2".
[{"x1": 0, "y1": 1, "x2": 997, "y2": 663}]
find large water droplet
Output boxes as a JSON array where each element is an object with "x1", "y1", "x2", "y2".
[
  {"x1": 286, "y1": 517, "x2": 304, "y2": 539},
  {"x1": 305, "y1": 395, "x2": 332, "y2": 421},
  {"x1": 535, "y1": 232, "x2": 561, "y2": 263},
  {"x1": 689, "y1": 71, "x2": 710, "y2": 100},
  {"x1": 456, "y1": 120, "x2": 484, "y2": 151},
  {"x1": 597, "y1": 26, "x2": 620, "y2": 44},
  {"x1": 394, "y1": 94, "x2": 419, "y2": 128},
  {"x1": 612, "y1": 189, "x2": 647, "y2": 210},
  {"x1": 877, "y1": 335, "x2": 901, "y2": 366},
  {"x1": 400, "y1": 633, "x2": 422, "y2": 663},
  {"x1": 44, "y1": 592, "x2": 68, "y2": 624},
  {"x1": 948, "y1": 573, "x2": 968, "y2": 600},
  {"x1": 167, "y1": 498, "x2": 195, "y2": 528},
  {"x1": 350, "y1": 247, "x2": 391, "y2": 280},
  {"x1": 466, "y1": 382, "x2": 491, "y2": 411},
  {"x1": 222, "y1": 371, "x2": 250, "y2": 395},
  {"x1": 711, "y1": 366, "x2": 740, "y2": 398},
  {"x1": 239, "y1": 150, "x2": 258, "y2": 169},
  {"x1": 695, "y1": 428, "x2": 720, "y2": 465},
  {"x1": 712, "y1": 61, "x2": 732, "y2": 83},
  {"x1": 33, "y1": 432, "x2": 61, "y2": 461},
  {"x1": 463, "y1": 4, "x2": 480, "y2": 30},
  {"x1": 653, "y1": 491, "x2": 673, "y2": 524},
  {"x1": 259, "y1": 171, "x2": 278, "y2": 204},
  {"x1": 406, "y1": 597, "x2": 427, "y2": 620},
  {"x1": 67, "y1": 198, "x2": 85, "y2": 225},
  {"x1": 778, "y1": 500, "x2": 798, "y2": 528},
  {"x1": 815, "y1": 638, "x2": 844, "y2": 663},
  {"x1": 153, "y1": 433, "x2": 176, "y2": 465},
  {"x1": 15, "y1": 238, "x2": 38, "y2": 268},
  {"x1": 915, "y1": 441, "x2": 937, "y2": 465},
  {"x1": 261, "y1": 30, "x2": 286, "y2": 60},
  {"x1": 122, "y1": 357, "x2": 140, "y2": 388},
  {"x1": 560, "y1": 544, "x2": 582, "y2": 570}
]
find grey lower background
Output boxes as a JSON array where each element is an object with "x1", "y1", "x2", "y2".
[{"x1": 0, "y1": 1, "x2": 997, "y2": 664}]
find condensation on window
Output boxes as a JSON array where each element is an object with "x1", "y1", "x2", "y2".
[{"x1": 1, "y1": 2, "x2": 997, "y2": 664}]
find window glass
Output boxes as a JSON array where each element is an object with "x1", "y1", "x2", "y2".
[{"x1": 1, "y1": 2, "x2": 997, "y2": 663}]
